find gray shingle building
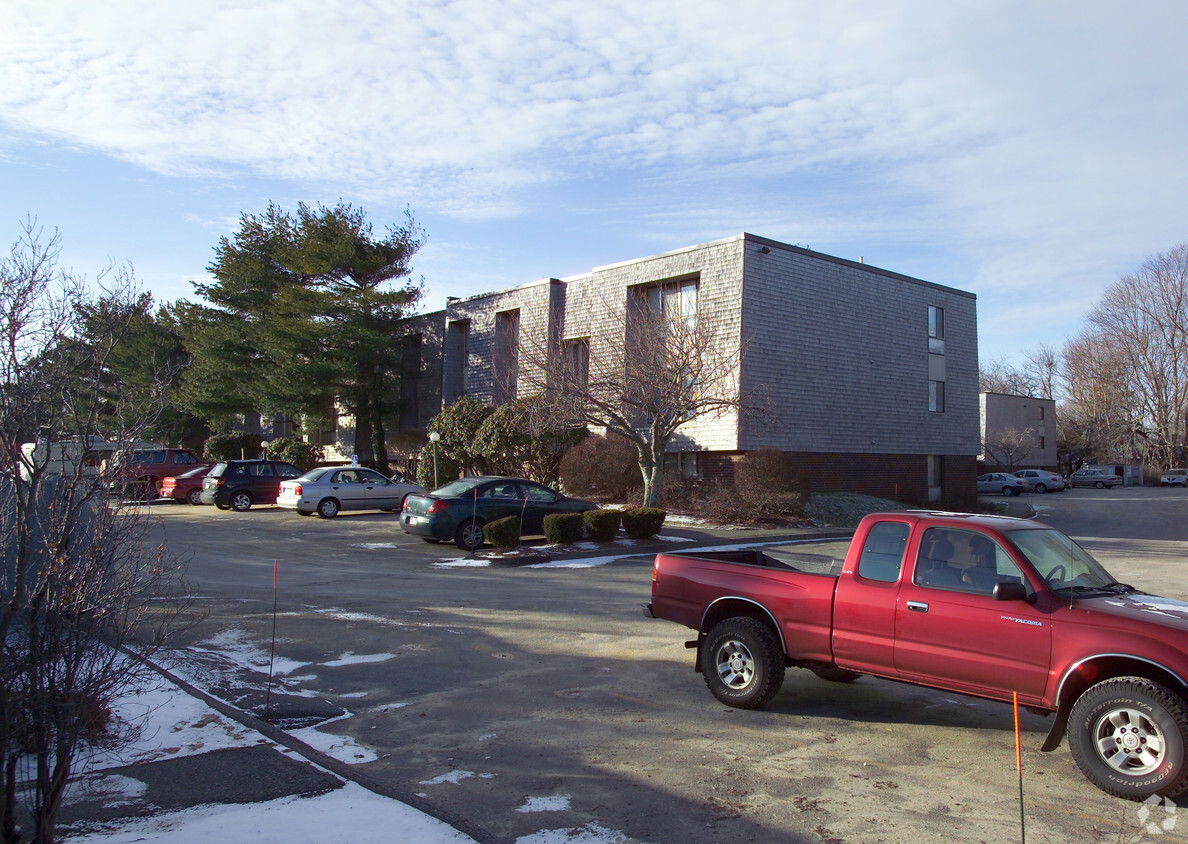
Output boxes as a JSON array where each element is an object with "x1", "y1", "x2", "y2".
[{"x1": 397, "y1": 233, "x2": 980, "y2": 505}]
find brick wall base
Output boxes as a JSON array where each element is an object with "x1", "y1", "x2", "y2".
[{"x1": 702, "y1": 451, "x2": 977, "y2": 510}]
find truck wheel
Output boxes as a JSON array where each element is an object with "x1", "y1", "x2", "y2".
[
  {"x1": 811, "y1": 665, "x2": 862, "y2": 684},
  {"x1": 702, "y1": 617, "x2": 785, "y2": 709},
  {"x1": 1068, "y1": 677, "x2": 1188, "y2": 800},
  {"x1": 455, "y1": 519, "x2": 485, "y2": 551}
]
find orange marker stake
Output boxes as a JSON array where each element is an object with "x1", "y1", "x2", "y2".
[{"x1": 1014, "y1": 691, "x2": 1026, "y2": 843}]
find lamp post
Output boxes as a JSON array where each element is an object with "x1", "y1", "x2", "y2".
[
  {"x1": 428, "y1": 432, "x2": 440, "y2": 489},
  {"x1": 260, "y1": 440, "x2": 270, "y2": 460}
]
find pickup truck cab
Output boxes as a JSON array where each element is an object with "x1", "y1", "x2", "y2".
[{"x1": 646, "y1": 510, "x2": 1188, "y2": 800}]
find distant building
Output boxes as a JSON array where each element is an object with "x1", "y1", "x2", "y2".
[
  {"x1": 390, "y1": 233, "x2": 980, "y2": 504},
  {"x1": 979, "y1": 392, "x2": 1058, "y2": 470}
]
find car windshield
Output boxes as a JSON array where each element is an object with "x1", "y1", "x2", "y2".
[
  {"x1": 298, "y1": 468, "x2": 332, "y2": 482},
  {"x1": 433, "y1": 478, "x2": 484, "y2": 497},
  {"x1": 1006, "y1": 528, "x2": 1119, "y2": 591}
]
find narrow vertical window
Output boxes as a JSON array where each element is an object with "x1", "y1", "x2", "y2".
[
  {"x1": 928, "y1": 305, "x2": 945, "y2": 354},
  {"x1": 928, "y1": 380, "x2": 945, "y2": 413}
]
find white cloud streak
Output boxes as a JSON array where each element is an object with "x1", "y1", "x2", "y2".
[{"x1": 2, "y1": 0, "x2": 1186, "y2": 358}]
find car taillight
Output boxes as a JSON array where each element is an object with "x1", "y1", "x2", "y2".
[
  {"x1": 215, "y1": 479, "x2": 225, "y2": 488},
  {"x1": 427, "y1": 499, "x2": 448, "y2": 513},
  {"x1": 292, "y1": 484, "x2": 302, "y2": 496}
]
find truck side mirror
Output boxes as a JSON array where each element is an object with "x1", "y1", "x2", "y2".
[{"x1": 993, "y1": 581, "x2": 1030, "y2": 602}]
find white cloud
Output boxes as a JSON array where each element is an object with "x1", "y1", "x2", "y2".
[{"x1": 2, "y1": 0, "x2": 1186, "y2": 360}]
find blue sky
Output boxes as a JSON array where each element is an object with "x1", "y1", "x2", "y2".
[{"x1": 2, "y1": 0, "x2": 1186, "y2": 365}]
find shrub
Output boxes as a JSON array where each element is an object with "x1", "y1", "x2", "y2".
[
  {"x1": 203, "y1": 433, "x2": 268, "y2": 462},
  {"x1": 583, "y1": 509, "x2": 621, "y2": 542},
  {"x1": 473, "y1": 396, "x2": 588, "y2": 485},
  {"x1": 543, "y1": 512, "x2": 584, "y2": 545},
  {"x1": 559, "y1": 434, "x2": 641, "y2": 501},
  {"x1": 733, "y1": 449, "x2": 809, "y2": 520},
  {"x1": 621, "y1": 506, "x2": 666, "y2": 539},
  {"x1": 265, "y1": 437, "x2": 324, "y2": 471},
  {"x1": 483, "y1": 515, "x2": 521, "y2": 550}
]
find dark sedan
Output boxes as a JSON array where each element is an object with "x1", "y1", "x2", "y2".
[{"x1": 401, "y1": 476, "x2": 598, "y2": 551}]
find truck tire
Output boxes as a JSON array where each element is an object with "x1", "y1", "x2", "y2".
[
  {"x1": 702, "y1": 617, "x2": 785, "y2": 709},
  {"x1": 1068, "y1": 676, "x2": 1188, "y2": 800}
]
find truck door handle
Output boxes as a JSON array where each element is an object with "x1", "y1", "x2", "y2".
[{"x1": 907, "y1": 601, "x2": 929, "y2": 613}]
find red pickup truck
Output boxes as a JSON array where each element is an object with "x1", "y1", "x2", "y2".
[{"x1": 645, "y1": 510, "x2": 1188, "y2": 801}]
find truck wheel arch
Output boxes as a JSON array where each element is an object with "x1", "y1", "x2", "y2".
[
  {"x1": 700, "y1": 597, "x2": 786, "y2": 656},
  {"x1": 1043, "y1": 655, "x2": 1188, "y2": 753}
]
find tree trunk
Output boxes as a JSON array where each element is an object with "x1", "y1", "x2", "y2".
[
  {"x1": 370, "y1": 387, "x2": 390, "y2": 476},
  {"x1": 353, "y1": 390, "x2": 376, "y2": 468}
]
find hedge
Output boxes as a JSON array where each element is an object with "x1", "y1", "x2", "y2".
[
  {"x1": 543, "y1": 512, "x2": 584, "y2": 545},
  {"x1": 583, "y1": 509, "x2": 621, "y2": 542},
  {"x1": 483, "y1": 515, "x2": 521, "y2": 550},
  {"x1": 621, "y1": 506, "x2": 666, "y2": 539}
]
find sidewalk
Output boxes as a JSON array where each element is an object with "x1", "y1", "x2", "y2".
[{"x1": 53, "y1": 524, "x2": 846, "y2": 843}]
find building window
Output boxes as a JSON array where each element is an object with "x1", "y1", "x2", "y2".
[
  {"x1": 927, "y1": 455, "x2": 944, "y2": 503},
  {"x1": 1039, "y1": 406, "x2": 1045, "y2": 421},
  {"x1": 634, "y1": 277, "x2": 699, "y2": 333},
  {"x1": 563, "y1": 338, "x2": 589, "y2": 391},
  {"x1": 664, "y1": 451, "x2": 702, "y2": 480},
  {"x1": 928, "y1": 380, "x2": 945, "y2": 413},
  {"x1": 928, "y1": 305, "x2": 945, "y2": 354},
  {"x1": 445, "y1": 319, "x2": 470, "y2": 403},
  {"x1": 1039, "y1": 436, "x2": 1045, "y2": 449},
  {"x1": 399, "y1": 334, "x2": 422, "y2": 431},
  {"x1": 494, "y1": 309, "x2": 520, "y2": 404}
]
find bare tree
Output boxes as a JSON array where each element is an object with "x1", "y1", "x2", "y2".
[
  {"x1": 981, "y1": 426, "x2": 1036, "y2": 470},
  {"x1": 1070, "y1": 242, "x2": 1188, "y2": 470},
  {"x1": 1058, "y1": 331, "x2": 1140, "y2": 466},
  {"x1": 520, "y1": 291, "x2": 761, "y2": 507},
  {"x1": 0, "y1": 221, "x2": 188, "y2": 844}
]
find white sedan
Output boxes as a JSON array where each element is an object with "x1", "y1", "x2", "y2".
[
  {"x1": 977, "y1": 472, "x2": 1026, "y2": 496},
  {"x1": 278, "y1": 467, "x2": 425, "y2": 518}
]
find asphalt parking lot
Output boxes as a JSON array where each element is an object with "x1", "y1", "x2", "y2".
[{"x1": 75, "y1": 487, "x2": 1188, "y2": 842}]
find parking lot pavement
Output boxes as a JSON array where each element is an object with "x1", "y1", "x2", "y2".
[{"x1": 61, "y1": 494, "x2": 1188, "y2": 843}]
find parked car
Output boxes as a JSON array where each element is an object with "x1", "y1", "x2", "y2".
[
  {"x1": 1068, "y1": 467, "x2": 1122, "y2": 489},
  {"x1": 977, "y1": 472, "x2": 1026, "y2": 496},
  {"x1": 200, "y1": 459, "x2": 303, "y2": 511},
  {"x1": 160, "y1": 465, "x2": 216, "y2": 505},
  {"x1": 108, "y1": 447, "x2": 204, "y2": 499},
  {"x1": 1012, "y1": 468, "x2": 1066, "y2": 493},
  {"x1": 1160, "y1": 468, "x2": 1187, "y2": 487},
  {"x1": 401, "y1": 476, "x2": 599, "y2": 551},
  {"x1": 277, "y1": 466, "x2": 425, "y2": 518}
]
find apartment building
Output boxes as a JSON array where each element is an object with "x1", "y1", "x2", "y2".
[
  {"x1": 979, "y1": 391, "x2": 1059, "y2": 470},
  {"x1": 396, "y1": 233, "x2": 980, "y2": 505}
]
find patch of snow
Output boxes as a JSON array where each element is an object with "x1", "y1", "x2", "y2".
[
  {"x1": 321, "y1": 652, "x2": 396, "y2": 667},
  {"x1": 517, "y1": 795, "x2": 572, "y2": 813},
  {"x1": 67, "y1": 774, "x2": 147, "y2": 808},
  {"x1": 433, "y1": 558, "x2": 491, "y2": 568},
  {"x1": 66, "y1": 781, "x2": 477, "y2": 844},
  {"x1": 515, "y1": 823, "x2": 628, "y2": 843},
  {"x1": 187, "y1": 628, "x2": 309, "y2": 677},
  {"x1": 352, "y1": 542, "x2": 401, "y2": 549},
  {"x1": 420, "y1": 770, "x2": 476, "y2": 786},
  {"x1": 289, "y1": 723, "x2": 378, "y2": 764}
]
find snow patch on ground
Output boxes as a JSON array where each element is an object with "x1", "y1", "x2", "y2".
[
  {"x1": 517, "y1": 795, "x2": 572, "y2": 813},
  {"x1": 433, "y1": 558, "x2": 492, "y2": 568},
  {"x1": 321, "y1": 651, "x2": 396, "y2": 667},
  {"x1": 352, "y1": 542, "x2": 401, "y2": 549},
  {"x1": 187, "y1": 628, "x2": 309, "y2": 677},
  {"x1": 67, "y1": 781, "x2": 477, "y2": 844},
  {"x1": 514, "y1": 823, "x2": 628, "y2": 843},
  {"x1": 419, "y1": 770, "x2": 496, "y2": 786},
  {"x1": 289, "y1": 723, "x2": 378, "y2": 764}
]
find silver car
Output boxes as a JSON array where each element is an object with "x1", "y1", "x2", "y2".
[
  {"x1": 1067, "y1": 468, "x2": 1122, "y2": 489},
  {"x1": 977, "y1": 472, "x2": 1026, "y2": 496},
  {"x1": 277, "y1": 466, "x2": 425, "y2": 518},
  {"x1": 1012, "y1": 468, "x2": 1066, "y2": 493}
]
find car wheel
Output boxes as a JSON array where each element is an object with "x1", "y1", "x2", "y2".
[
  {"x1": 1002, "y1": 486, "x2": 1014, "y2": 496},
  {"x1": 1095, "y1": 481, "x2": 1106, "y2": 489},
  {"x1": 230, "y1": 491, "x2": 253, "y2": 512},
  {"x1": 701, "y1": 617, "x2": 785, "y2": 709},
  {"x1": 1068, "y1": 676, "x2": 1188, "y2": 800},
  {"x1": 317, "y1": 498, "x2": 340, "y2": 519},
  {"x1": 1035, "y1": 483, "x2": 1047, "y2": 494},
  {"x1": 455, "y1": 519, "x2": 485, "y2": 552},
  {"x1": 186, "y1": 489, "x2": 202, "y2": 506}
]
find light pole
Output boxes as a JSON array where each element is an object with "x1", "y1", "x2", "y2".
[
  {"x1": 429, "y1": 432, "x2": 440, "y2": 489},
  {"x1": 260, "y1": 440, "x2": 270, "y2": 460}
]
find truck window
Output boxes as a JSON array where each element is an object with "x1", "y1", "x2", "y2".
[
  {"x1": 857, "y1": 521, "x2": 910, "y2": 582},
  {"x1": 915, "y1": 527, "x2": 1027, "y2": 595}
]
